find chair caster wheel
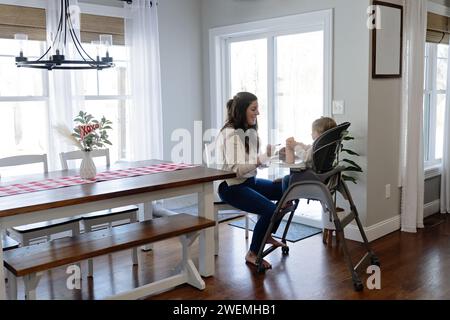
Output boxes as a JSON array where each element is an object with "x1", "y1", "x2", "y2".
[
  {"x1": 370, "y1": 256, "x2": 380, "y2": 267},
  {"x1": 282, "y1": 246, "x2": 289, "y2": 255},
  {"x1": 353, "y1": 281, "x2": 364, "y2": 292}
]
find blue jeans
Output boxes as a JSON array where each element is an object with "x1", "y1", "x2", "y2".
[{"x1": 218, "y1": 177, "x2": 283, "y2": 253}]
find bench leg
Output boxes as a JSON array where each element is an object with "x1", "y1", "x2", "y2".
[
  {"x1": 180, "y1": 232, "x2": 205, "y2": 290},
  {"x1": 132, "y1": 248, "x2": 138, "y2": 266},
  {"x1": 140, "y1": 202, "x2": 154, "y2": 252},
  {"x1": 88, "y1": 259, "x2": 94, "y2": 278},
  {"x1": 214, "y1": 206, "x2": 219, "y2": 256},
  {"x1": 24, "y1": 272, "x2": 42, "y2": 300},
  {"x1": 6, "y1": 269, "x2": 17, "y2": 300}
]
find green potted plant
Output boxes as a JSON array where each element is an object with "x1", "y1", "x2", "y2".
[{"x1": 55, "y1": 111, "x2": 113, "y2": 179}]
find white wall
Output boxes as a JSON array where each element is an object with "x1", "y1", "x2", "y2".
[
  {"x1": 158, "y1": 0, "x2": 203, "y2": 160},
  {"x1": 201, "y1": 0, "x2": 371, "y2": 225}
]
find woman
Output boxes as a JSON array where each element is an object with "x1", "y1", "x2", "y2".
[{"x1": 216, "y1": 92, "x2": 285, "y2": 270}]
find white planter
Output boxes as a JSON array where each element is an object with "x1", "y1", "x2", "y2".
[{"x1": 80, "y1": 151, "x2": 97, "y2": 179}]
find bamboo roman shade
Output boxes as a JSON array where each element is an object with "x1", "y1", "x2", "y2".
[
  {"x1": 427, "y1": 12, "x2": 450, "y2": 44},
  {"x1": 0, "y1": 4, "x2": 46, "y2": 41},
  {"x1": 0, "y1": 4, "x2": 124, "y2": 45}
]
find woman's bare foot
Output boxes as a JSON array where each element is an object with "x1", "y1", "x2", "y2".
[
  {"x1": 245, "y1": 251, "x2": 271, "y2": 269},
  {"x1": 266, "y1": 236, "x2": 287, "y2": 248}
]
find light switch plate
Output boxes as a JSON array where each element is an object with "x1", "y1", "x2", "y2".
[{"x1": 332, "y1": 100, "x2": 345, "y2": 115}]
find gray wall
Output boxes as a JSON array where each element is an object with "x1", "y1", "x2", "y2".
[
  {"x1": 158, "y1": 0, "x2": 203, "y2": 160},
  {"x1": 366, "y1": 0, "x2": 403, "y2": 226},
  {"x1": 201, "y1": 0, "x2": 371, "y2": 225}
]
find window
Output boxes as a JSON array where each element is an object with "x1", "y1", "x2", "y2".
[
  {"x1": 423, "y1": 42, "x2": 448, "y2": 166},
  {"x1": 0, "y1": 39, "x2": 49, "y2": 158},
  {"x1": 0, "y1": 5, "x2": 128, "y2": 174},
  {"x1": 79, "y1": 43, "x2": 130, "y2": 164},
  {"x1": 210, "y1": 10, "x2": 332, "y2": 225},
  {"x1": 211, "y1": 10, "x2": 332, "y2": 148}
]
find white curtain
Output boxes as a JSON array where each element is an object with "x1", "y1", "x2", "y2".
[
  {"x1": 440, "y1": 45, "x2": 450, "y2": 214},
  {"x1": 124, "y1": 0, "x2": 163, "y2": 161},
  {"x1": 399, "y1": 0, "x2": 427, "y2": 232},
  {"x1": 46, "y1": 0, "x2": 84, "y2": 170}
]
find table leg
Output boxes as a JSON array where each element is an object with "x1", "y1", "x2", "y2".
[
  {"x1": 198, "y1": 182, "x2": 215, "y2": 277},
  {"x1": 0, "y1": 226, "x2": 7, "y2": 300},
  {"x1": 139, "y1": 202, "x2": 154, "y2": 251}
]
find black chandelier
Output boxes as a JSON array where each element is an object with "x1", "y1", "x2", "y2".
[{"x1": 15, "y1": 0, "x2": 114, "y2": 70}]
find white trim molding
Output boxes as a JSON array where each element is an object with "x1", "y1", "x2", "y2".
[
  {"x1": 424, "y1": 199, "x2": 440, "y2": 217},
  {"x1": 343, "y1": 215, "x2": 401, "y2": 243},
  {"x1": 424, "y1": 163, "x2": 442, "y2": 179},
  {"x1": 293, "y1": 213, "x2": 401, "y2": 243}
]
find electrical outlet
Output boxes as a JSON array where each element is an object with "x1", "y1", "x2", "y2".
[
  {"x1": 332, "y1": 100, "x2": 345, "y2": 115},
  {"x1": 385, "y1": 184, "x2": 391, "y2": 199}
]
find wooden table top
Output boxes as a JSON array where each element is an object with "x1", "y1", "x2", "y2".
[{"x1": 0, "y1": 160, "x2": 235, "y2": 218}]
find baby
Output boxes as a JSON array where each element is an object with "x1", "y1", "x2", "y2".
[{"x1": 284, "y1": 117, "x2": 337, "y2": 165}]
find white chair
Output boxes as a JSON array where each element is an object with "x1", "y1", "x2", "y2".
[
  {"x1": 204, "y1": 143, "x2": 251, "y2": 255},
  {"x1": 59, "y1": 149, "x2": 139, "y2": 276},
  {"x1": 0, "y1": 154, "x2": 82, "y2": 246}
]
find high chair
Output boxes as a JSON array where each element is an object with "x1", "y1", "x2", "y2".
[{"x1": 255, "y1": 122, "x2": 379, "y2": 291}]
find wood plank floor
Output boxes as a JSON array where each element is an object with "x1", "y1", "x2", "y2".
[{"x1": 8, "y1": 213, "x2": 450, "y2": 300}]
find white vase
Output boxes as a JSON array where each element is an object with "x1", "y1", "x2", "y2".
[{"x1": 80, "y1": 151, "x2": 97, "y2": 179}]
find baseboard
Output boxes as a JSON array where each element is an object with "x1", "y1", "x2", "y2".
[
  {"x1": 424, "y1": 200, "x2": 440, "y2": 218},
  {"x1": 343, "y1": 215, "x2": 400, "y2": 242},
  {"x1": 292, "y1": 213, "x2": 400, "y2": 243}
]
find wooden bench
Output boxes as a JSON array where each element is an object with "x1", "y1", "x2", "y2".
[{"x1": 3, "y1": 213, "x2": 215, "y2": 300}]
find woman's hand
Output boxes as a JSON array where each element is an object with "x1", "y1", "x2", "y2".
[{"x1": 266, "y1": 144, "x2": 275, "y2": 157}]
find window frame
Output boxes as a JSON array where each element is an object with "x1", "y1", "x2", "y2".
[
  {"x1": 423, "y1": 42, "x2": 447, "y2": 171},
  {"x1": 209, "y1": 9, "x2": 333, "y2": 136}
]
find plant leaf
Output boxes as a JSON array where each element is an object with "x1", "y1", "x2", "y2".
[
  {"x1": 342, "y1": 175, "x2": 357, "y2": 184},
  {"x1": 341, "y1": 159, "x2": 361, "y2": 169},
  {"x1": 343, "y1": 166, "x2": 363, "y2": 173},
  {"x1": 341, "y1": 148, "x2": 360, "y2": 156}
]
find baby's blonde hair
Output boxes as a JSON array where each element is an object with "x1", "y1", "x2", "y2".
[{"x1": 312, "y1": 117, "x2": 337, "y2": 135}]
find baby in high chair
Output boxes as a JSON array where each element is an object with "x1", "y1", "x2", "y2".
[
  {"x1": 281, "y1": 116, "x2": 337, "y2": 166},
  {"x1": 281, "y1": 116, "x2": 338, "y2": 244}
]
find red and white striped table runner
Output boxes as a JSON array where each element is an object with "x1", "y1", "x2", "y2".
[{"x1": 0, "y1": 163, "x2": 197, "y2": 197}]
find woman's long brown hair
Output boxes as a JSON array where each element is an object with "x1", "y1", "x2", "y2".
[{"x1": 221, "y1": 92, "x2": 259, "y2": 154}]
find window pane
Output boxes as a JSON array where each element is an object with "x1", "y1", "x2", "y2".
[
  {"x1": 0, "y1": 101, "x2": 48, "y2": 158},
  {"x1": 0, "y1": 56, "x2": 45, "y2": 96},
  {"x1": 98, "y1": 63, "x2": 128, "y2": 95},
  {"x1": 84, "y1": 100, "x2": 127, "y2": 163},
  {"x1": 229, "y1": 39, "x2": 268, "y2": 146},
  {"x1": 437, "y1": 44, "x2": 448, "y2": 59},
  {"x1": 436, "y1": 57, "x2": 448, "y2": 91},
  {"x1": 435, "y1": 94, "x2": 445, "y2": 160},
  {"x1": 276, "y1": 31, "x2": 324, "y2": 145}
]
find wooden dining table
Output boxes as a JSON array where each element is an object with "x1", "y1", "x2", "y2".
[{"x1": 0, "y1": 159, "x2": 235, "y2": 300}]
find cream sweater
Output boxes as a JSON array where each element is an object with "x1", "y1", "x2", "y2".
[{"x1": 216, "y1": 127, "x2": 270, "y2": 186}]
